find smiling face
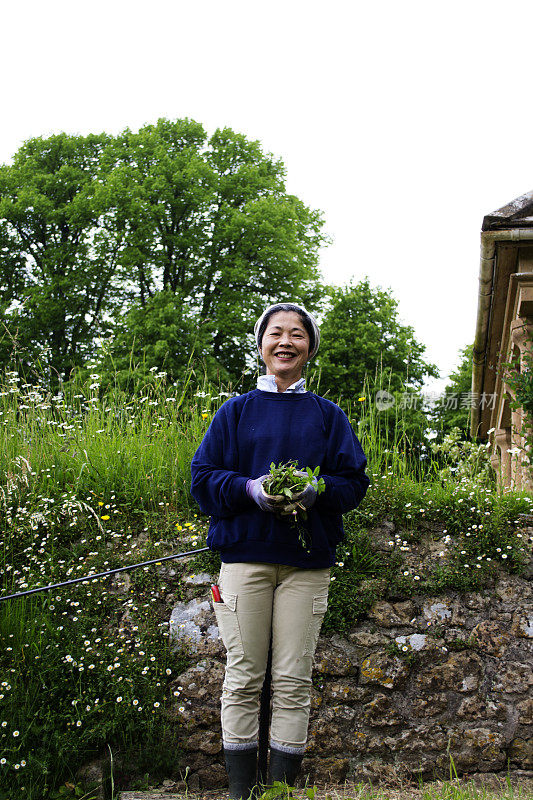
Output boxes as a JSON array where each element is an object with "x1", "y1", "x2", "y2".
[{"x1": 260, "y1": 310, "x2": 310, "y2": 384}]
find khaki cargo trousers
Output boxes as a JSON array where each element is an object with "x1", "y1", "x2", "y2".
[{"x1": 213, "y1": 561, "x2": 331, "y2": 754}]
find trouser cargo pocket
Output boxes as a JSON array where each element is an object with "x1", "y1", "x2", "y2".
[
  {"x1": 213, "y1": 592, "x2": 244, "y2": 655},
  {"x1": 303, "y1": 593, "x2": 329, "y2": 656}
]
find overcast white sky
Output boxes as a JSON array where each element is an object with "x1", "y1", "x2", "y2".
[{"x1": 3, "y1": 0, "x2": 533, "y2": 395}]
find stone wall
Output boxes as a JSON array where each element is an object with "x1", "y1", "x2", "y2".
[{"x1": 167, "y1": 521, "x2": 533, "y2": 790}]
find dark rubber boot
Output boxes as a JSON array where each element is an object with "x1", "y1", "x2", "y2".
[
  {"x1": 224, "y1": 747, "x2": 258, "y2": 800},
  {"x1": 268, "y1": 746, "x2": 304, "y2": 795}
]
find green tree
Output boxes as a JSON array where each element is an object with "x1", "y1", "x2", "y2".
[
  {"x1": 313, "y1": 277, "x2": 439, "y2": 400},
  {"x1": 0, "y1": 120, "x2": 327, "y2": 389},
  {"x1": 0, "y1": 221, "x2": 29, "y2": 367},
  {"x1": 428, "y1": 344, "x2": 474, "y2": 442},
  {"x1": 0, "y1": 132, "x2": 126, "y2": 383},
  {"x1": 96, "y1": 289, "x2": 221, "y2": 391},
  {"x1": 309, "y1": 277, "x2": 439, "y2": 460},
  {"x1": 103, "y1": 119, "x2": 328, "y2": 386}
]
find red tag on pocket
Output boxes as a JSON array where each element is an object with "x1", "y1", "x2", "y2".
[{"x1": 211, "y1": 584, "x2": 222, "y2": 603}]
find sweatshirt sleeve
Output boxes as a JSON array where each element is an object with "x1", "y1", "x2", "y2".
[
  {"x1": 314, "y1": 404, "x2": 370, "y2": 515},
  {"x1": 190, "y1": 401, "x2": 254, "y2": 518}
]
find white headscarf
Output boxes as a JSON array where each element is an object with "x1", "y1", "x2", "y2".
[{"x1": 254, "y1": 302, "x2": 320, "y2": 361}]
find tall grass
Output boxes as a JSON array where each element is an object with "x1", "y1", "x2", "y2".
[
  {"x1": 0, "y1": 365, "x2": 227, "y2": 521},
  {"x1": 0, "y1": 365, "x2": 222, "y2": 798}
]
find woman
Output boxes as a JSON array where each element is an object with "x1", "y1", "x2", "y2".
[{"x1": 190, "y1": 302, "x2": 369, "y2": 799}]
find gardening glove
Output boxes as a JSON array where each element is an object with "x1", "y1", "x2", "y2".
[
  {"x1": 279, "y1": 472, "x2": 318, "y2": 514},
  {"x1": 246, "y1": 475, "x2": 286, "y2": 513},
  {"x1": 298, "y1": 476, "x2": 318, "y2": 509}
]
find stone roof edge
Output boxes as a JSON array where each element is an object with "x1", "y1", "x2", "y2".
[{"x1": 482, "y1": 190, "x2": 533, "y2": 231}]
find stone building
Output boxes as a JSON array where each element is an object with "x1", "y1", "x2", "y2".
[{"x1": 471, "y1": 190, "x2": 533, "y2": 492}]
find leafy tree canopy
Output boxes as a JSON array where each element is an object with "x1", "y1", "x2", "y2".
[
  {"x1": 96, "y1": 119, "x2": 328, "y2": 386},
  {"x1": 94, "y1": 289, "x2": 222, "y2": 392},
  {"x1": 427, "y1": 344, "x2": 474, "y2": 442},
  {"x1": 0, "y1": 119, "x2": 328, "y2": 387},
  {"x1": 312, "y1": 276, "x2": 439, "y2": 400},
  {"x1": 307, "y1": 277, "x2": 440, "y2": 460},
  {"x1": 0, "y1": 131, "x2": 127, "y2": 381}
]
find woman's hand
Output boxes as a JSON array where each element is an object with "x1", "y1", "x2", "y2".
[
  {"x1": 295, "y1": 478, "x2": 318, "y2": 510},
  {"x1": 246, "y1": 476, "x2": 287, "y2": 513},
  {"x1": 278, "y1": 471, "x2": 318, "y2": 514}
]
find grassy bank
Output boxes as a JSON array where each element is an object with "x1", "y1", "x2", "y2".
[{"x1": 1, "y1": 366, "x2": 532, "y2": 799}]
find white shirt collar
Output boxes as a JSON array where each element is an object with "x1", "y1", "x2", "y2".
[{"x1": 257, "y1": 374, "x2": 307, "y2": 393}]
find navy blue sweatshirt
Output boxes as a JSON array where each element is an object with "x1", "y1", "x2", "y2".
[{"x1": 190, "y1": 389, "x2": 370, "y2": 568}]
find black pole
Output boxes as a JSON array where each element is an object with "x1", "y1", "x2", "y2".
[
  {"x1": 0, "y1": 546, "x2": 209, "y2": 602},
  {"x1": 257, "y1": 638, "x2": 272, "y2": 786}
]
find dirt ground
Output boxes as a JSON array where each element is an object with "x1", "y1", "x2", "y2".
[{"x1": 118, "y1": 770, "x2": 533, "y2": 800}]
